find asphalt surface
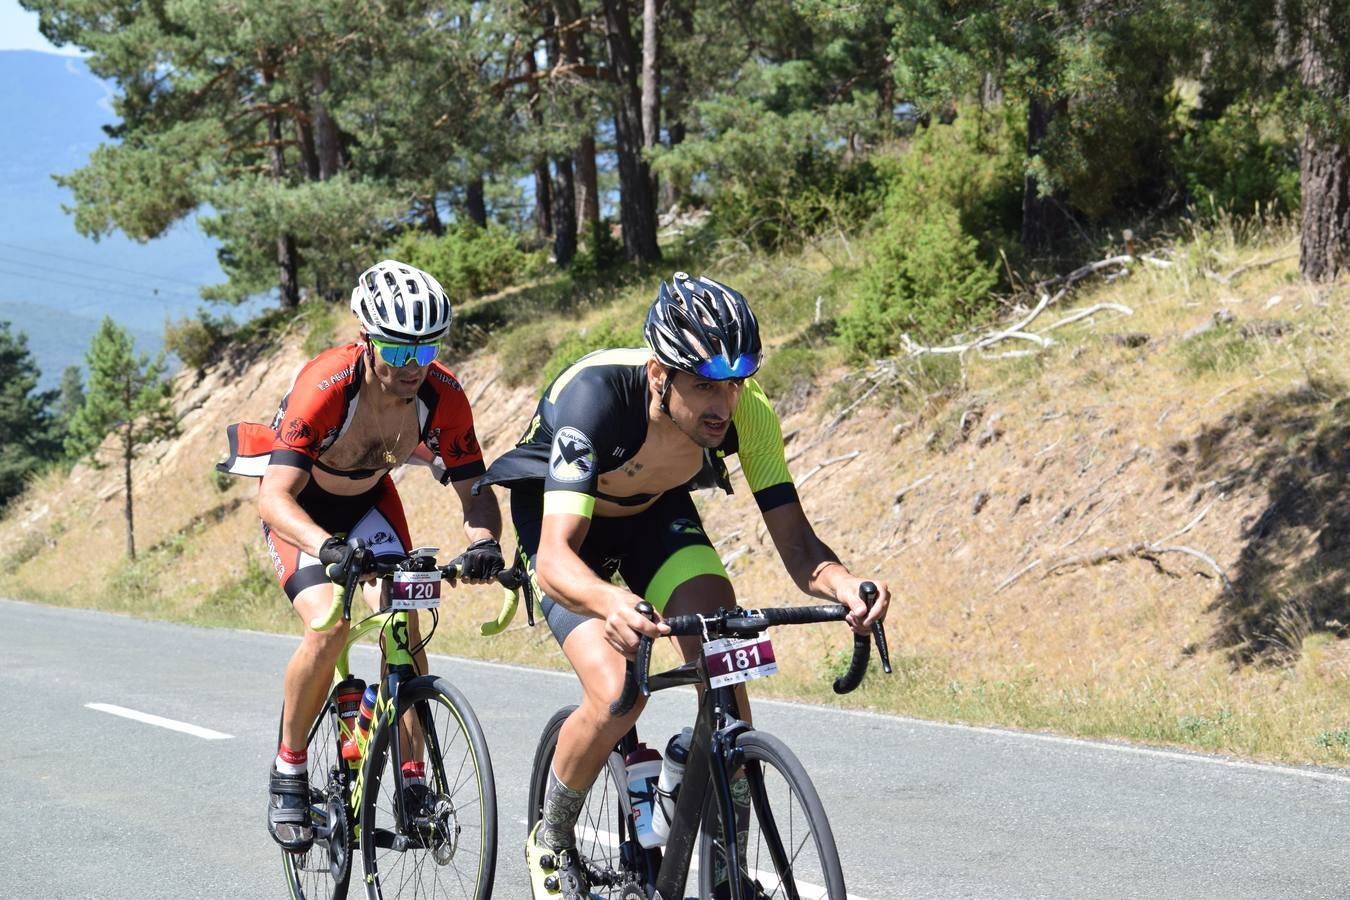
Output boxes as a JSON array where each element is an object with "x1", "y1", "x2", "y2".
[{"x1": 4, "y1": 597, "x2": 1350, "y2": 899}]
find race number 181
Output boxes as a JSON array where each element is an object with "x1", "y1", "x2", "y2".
[{"x1": 703, "y1": 635, "x2": 778, "y2": 688}]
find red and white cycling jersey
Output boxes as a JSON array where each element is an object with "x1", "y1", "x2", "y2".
[{"x1": 218, "y1": 343, "x2": 486, "y2": 485}]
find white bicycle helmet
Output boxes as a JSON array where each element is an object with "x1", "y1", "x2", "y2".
[{"x1": 351, "y1": 259, "x2": 452, "y2": 343}]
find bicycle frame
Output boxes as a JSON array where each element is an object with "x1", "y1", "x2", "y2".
[
  {"x1": 331, "y1": 578, "x2": 431, "y2": 840},
  {"x1": 623, "y1": 659, "x2": 781, "y2": 900}
]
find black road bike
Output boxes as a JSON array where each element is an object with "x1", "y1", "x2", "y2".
[{"x1": 526, "y1": 585, "x2": 890, "y2": 900}]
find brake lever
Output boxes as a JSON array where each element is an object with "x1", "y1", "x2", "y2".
[{"x1": 860, "y1": 582, "x2": 892, "y2": 675}]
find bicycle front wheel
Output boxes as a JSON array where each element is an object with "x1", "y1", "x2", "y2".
[
  {"x1": 697, "y1": 730, "x2": 846, "y2": 900},
  {"x1": 527, "y1": 705, "x2": 650, "y2": 898},
  {"x1": 359, "y1": 675, "x2": 497, "y2": 900},
  {"x1": 284, "y1": 696, "x2": 353, "y2": 900}
]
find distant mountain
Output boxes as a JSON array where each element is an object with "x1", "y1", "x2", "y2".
[{"x1": 0, "y1": 50, "x2": 268, "y2": 389}]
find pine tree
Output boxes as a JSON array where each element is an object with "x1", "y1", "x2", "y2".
[
  {"x1": 0, "y1": 323, "x2": 59, "y2": 509},
  {"x1": 66, "y1": 318, "x2": 177, "y2": 560}
]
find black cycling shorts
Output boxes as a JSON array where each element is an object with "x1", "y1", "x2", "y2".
[{"x1": 510, "y1": 485, "x2": 729, "y2": 646}]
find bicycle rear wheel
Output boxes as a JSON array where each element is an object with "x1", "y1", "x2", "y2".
[
  {"x1": 283, "y1": 696, "x2": 354, "y2": 900},
  {"x1": 697, "y1": 730, "x2": 845, "y2": 900},
  {"x1": 526, "y1": 705, "x2": 651, "y2": 898},
  {"x1": 359, "y1": 675, "x2": 497, "y2": 899}
]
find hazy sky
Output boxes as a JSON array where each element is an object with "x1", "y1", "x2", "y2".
[{"x1": 0, "y1": 1, "x2": 83, "y2": 56}]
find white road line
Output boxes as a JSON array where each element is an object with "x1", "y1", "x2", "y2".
[{"x1": 85, "y1": 703, "x2": 233, "y2": 740}]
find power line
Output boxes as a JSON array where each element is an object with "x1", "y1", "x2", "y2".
[
  {"x1": 0, "y1": 239, "x2": 212, "y2": 287},
  {"x1": 0, "y1": 254, "x2": 203, "y2": 304},
  {"x1": 0, "y1": 265, "x2": 192, "y2": 306}
]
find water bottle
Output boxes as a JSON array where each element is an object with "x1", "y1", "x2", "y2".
[
  {"x1": 335, "y1": 677, "x2": 366, "y2": 763},
  {"x1": 349, "y1": 684, "x2": 378, "y2": 761},
  {"x1": 651, "y1": 727, "x2": 693, "y2": 844},
  {"x1": 624, "y1": 742, "x2": 664, "y2": 849}
]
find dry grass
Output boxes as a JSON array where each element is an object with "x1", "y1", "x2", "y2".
[{"x1": 4, "y1": 220, "x2": 1349, "y2": 767}]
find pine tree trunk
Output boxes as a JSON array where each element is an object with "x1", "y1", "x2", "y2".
[
  {"x1": 1297, "y1": 0, "x2": 1350, "y2": 282},
  {"x1": 641, "y1": 0, "x2": 662, "y2": 204},
  {"x1": 575, "y1": 130, "x2": 600, "y2": 236},
  {"x1": 123, "y1": 422, "x2": 135, "y2": 561},
  {"x1": 312, "y1": 66, "x2": 341, "y2": 180},
  {"x1": 661, "y1": 0, "x2": 693, "y2": 210},
  {"x1": 1020, "y1": 95, "x2": 1068, "y2": 253},
  {"x1": 553, "y1": 157, "x2": 578, "y2": 266},
  {"x1": 525, "y1": 46, "x2": 554, "y2": 241},
  {"x1": 554, "y1": 0, "x2": 599, "y2": 238},
  {"x1": 260, "y1": 53, "x2": 300, "y2": 308},
  {"x1": 466, "y1": 178, "x2": 488, "y2": 227},
  {"x1": 603, "y1": 0, "x2": 661, "y2": 262},
  {"x1": 424, "y1": 198, "x2": 444, "y2": 237}
]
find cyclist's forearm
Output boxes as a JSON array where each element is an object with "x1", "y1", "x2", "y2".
[
  {"x1": 258, "y1": 490, "x2": 330, "y2": 556},
  {"x1": 452, "y1": 478, "x2": 502, "y2": 544},
  {"x1": 537, "y1": 550, "x2": 630, "y2": 618}
]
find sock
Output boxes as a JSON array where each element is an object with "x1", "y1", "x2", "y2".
[
  {"x1": 275, "y1": 743, "x2": 307, "y2": 776},
  {"x1": 401, "y1": 760, "x2": 427, "y2": 785},
  {"x1": 539, "y1": 764, "x2": 587, "y2": 852}
]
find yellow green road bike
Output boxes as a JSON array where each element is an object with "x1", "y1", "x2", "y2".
[{"x1": 283, "y1": 540, "x2": 524, "y2": 900}]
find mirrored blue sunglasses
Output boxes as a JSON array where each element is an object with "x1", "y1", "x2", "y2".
[
  {"x1": 694, "y1": 352, "x2": 760, "y2": 380},
  {"x1": 370, "y1": 338, "x2": 440, "y2": 367}
]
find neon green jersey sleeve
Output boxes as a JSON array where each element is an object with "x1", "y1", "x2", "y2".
[{"x1": 731, "y1": 378, "x2": 798, "y2": 512}]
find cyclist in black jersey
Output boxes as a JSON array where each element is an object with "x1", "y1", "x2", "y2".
[{"x1": 475, "y1": 272, "x2": 891, "y2": 900}]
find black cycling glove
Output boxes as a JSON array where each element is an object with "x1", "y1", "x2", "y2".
[
  {"x1": 459, "y1": 538, "x2": 505, "y2": 581},
  {"x1": 318, "y1": 535, "x2": 358, "y2": 582}
]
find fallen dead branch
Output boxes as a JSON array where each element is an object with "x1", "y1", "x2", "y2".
[
  {"x1": 796, "y1": 450, "x2": 862, "y2": 488},
  {"x1": 1040, "y1": 303, "x2": 1134, "y2": 333},
  {"x1": 1044, "y1": 503, "x2": 1230, "y2": 591},
  {"x1": 1036, "y1": 255, "x2": 1135, "y2": 290},
  {"x1": 993, "y1": 558, "x2": 1041, "y2": 594},
  {"x1": 1204, "y1": 252, "x2": 1298, "y2": 285},
  {"x1": 893, "y1": 473, "x2": 934, "y2": 504}
]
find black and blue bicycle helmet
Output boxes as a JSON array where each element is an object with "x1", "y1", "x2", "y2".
[{"x1": 644, "y1": 273, "x2": 761, "y2": 380}]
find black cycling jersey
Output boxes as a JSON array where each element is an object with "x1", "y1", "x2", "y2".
[{"x1": 474, "y1": 347, "x2": 798, "y2": 517}]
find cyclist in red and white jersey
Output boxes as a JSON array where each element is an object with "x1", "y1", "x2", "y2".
[{"x1": 218, "y1": 259, "x2": 504, "y2": 852}]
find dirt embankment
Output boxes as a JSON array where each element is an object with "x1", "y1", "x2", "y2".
[{"x1": 5, "y1": 252, "x2": 1348, "y2": 762}]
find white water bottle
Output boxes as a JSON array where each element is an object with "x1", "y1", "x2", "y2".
[
  {"x1": 625, "y1": 742, "x2": 664, "y2": 848},
  {"x1": 651, "y1": 727, "x2": 693, "y2": 844}
]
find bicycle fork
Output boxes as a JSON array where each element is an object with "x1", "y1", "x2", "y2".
[{"x1": 653, "y1": 694, "x2": 757, "y2": 900}]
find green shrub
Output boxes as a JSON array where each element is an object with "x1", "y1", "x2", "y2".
[
  {"x1": 164, "y1": 311, "x2": 235, "y2": 370},
  {"x1": 497, "y1": 322, "x2": 557, "y2": 387},
  {"x1": 835, "y1": 114, "x2": 1019, "y2": 358},
  {"x1": 569, "y1": 219, "x2": 625, "y2": 277},
  {"x1": 649, "y1": 62, "x2": 887, "y2": 251},
  {"x1": 839, "y1": 199, "x2": 998, "y2": 357},
  {"x1": 298, "y1": 298, "x2": 347, "y2": 358},
  {"x1": 1178, "y1": 102, "x2": 1300, "y2": 219},
  {"x1": 542, "y1": 320, "x2": 645, "y2": 387},
  {"x1": 391, "y1": 222, "x2": 546, "y2": 300}
]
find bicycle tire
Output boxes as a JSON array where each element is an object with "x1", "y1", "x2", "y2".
[
  {"x1": 697, "y1": 730, "x2": 846, "y2": 900},
  {"x1": 283, "y1": 696, "x2": 354, "y2": 900},
  {"x1": 526, "y1": 705, "x2": 650, "y2": 898},
  {"x1": 359, "y1": 675, "x2": 497, "y2": 900}
]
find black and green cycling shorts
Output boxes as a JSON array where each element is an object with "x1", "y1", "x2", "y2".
[{"x1": 510, "y1": 485, "x2": 729, "y2": 647}]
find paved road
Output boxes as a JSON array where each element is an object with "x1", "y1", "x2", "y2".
[{"x1": 4, "y1": 597, "x2": 1350, "y2": 899}]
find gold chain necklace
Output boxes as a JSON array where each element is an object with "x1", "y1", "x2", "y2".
[{"x1": 378, "y1": 406, "x2": 410, "y2": 466}]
